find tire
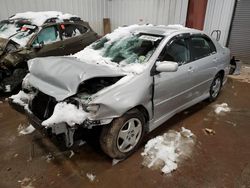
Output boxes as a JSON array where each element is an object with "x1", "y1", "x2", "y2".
[
  {"x1": 1, "y1": 68, "x2": 27, "y2": 93},
  {"x1": 209, "y1": 74, "x2": 223, "y2": 102},
  {"x1": 100, "y1": 109, "x2": 145, "y2": 159}
]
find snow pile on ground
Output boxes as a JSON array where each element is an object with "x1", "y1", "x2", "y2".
[
  {"x1": 10, "y1": 11, "x2": 77, "y2": 26},
  {"x1": 18, "y1": 124, "x2": 35, "y2": 135},
  {"x1": 86, "y1": 173, "x2": 96, "y2": 182},
  {"x1": 9, "y1": 91, "x2": 34, "y2": 107},
  {"x1": 141, "y1": 127, "x2": 196, "y2": 174},
  {"x1": 214, "y1": 103, "x2": 231, "y2": 114},
  {"x1": 42, "y1": 102, "x2": 89, "y2": 127}
]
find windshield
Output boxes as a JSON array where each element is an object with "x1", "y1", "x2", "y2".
[
  {"x1": 92, "y1": 34, "x2": 163, "y2": 64},
  {"x1": 0, "y1": 20, "x2": 38, "y2": 46}
]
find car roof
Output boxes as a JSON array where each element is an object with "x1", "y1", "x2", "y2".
[
  {"x1": 9, "y1": 11, "x2": 81, "y2": 27},
  {"x1": 130, "y1": 24, "x2": 203, "y2": 37}
]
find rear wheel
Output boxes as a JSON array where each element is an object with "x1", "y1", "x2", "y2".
[
  {"x1": 209, "y1": 74, "x2": 222, "y2": 101},
  {"x1": 100, "y1": 109, "x2": 145, "y2": 159}
]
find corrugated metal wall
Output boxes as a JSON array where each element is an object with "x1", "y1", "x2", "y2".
[
  {"x1": 203, "y1": 0, "x2": 235, "y2": 46},
  {"x1": 0, "y1": 0, "x2": 189, "y2": 35},
  {"x1": 106, "y1": 0, "x2": 189, "y2": 31},
  {"x1": 228, "y1": 0, "x2": 250, "y2": 63}
]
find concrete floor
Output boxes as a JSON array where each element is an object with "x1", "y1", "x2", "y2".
[{"x1": 0, "y1": 75, "x2": 250, "y2": 188}]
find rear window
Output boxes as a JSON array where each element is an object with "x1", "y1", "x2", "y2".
[
  {"x1": 61, "y1": 24, "x2": 88, "y2": 39},
  {"x1": 190, "y1": 36, "x2": 216, "y2": 60}
]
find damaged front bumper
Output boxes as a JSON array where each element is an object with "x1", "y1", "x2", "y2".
[
  {"x1": 26, "y1": 111, "x2": 76, "y2": 147},
  {"x1": 8, "y1": 93, "x2": 113, "y2": 148}
]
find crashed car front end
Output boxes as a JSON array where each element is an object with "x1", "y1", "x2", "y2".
[{"x1": 8, "y1": 56, "x2": 137, "y2": 147}]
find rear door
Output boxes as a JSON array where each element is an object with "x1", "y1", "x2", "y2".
[
  {"x1": 31, "y1": 24, "x2": 65, "y2": 57},
  {"x1": 186, "y1": 34, "x2": 218, "y2": 99},
  {"x1": 60, "y1": 23, "x2": 96, "y2": 55}
]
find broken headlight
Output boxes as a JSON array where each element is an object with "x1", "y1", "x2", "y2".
[{"x1": 86, "y1": 104, "x2": 100, "y2": 113}]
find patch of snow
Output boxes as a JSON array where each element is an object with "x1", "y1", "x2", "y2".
[
  {"x1": 141, "y1": 127, "x2": 195, "y2": 174},
  {"x1": 10, "y1": 11, "x2": 77, "y2": 26},
  {"x1": 41, "y1": 102, "x2": 89, "y2": 127},
  {"x1": 214, "y1": 103, "x2": 231, "y2": 114},
  {"x1": 86, "y1": 173, "x2": 96, "y2": 182},
  {"x1": 105, "y1": 25, "x2": 139, "y2": 43},
  {"x1": 9, "y1": 90, "x2": 34, "y2": 107},
  {"x1": 167, "y1": 24, "x2": 185, "y2": 29},
  {"x1": 18, "y1": 124, "x2": 35, "y2": 135}
]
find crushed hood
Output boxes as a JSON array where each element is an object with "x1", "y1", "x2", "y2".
[{"x1": 27, "y1": 56, "x2": 126, "y2": 101}]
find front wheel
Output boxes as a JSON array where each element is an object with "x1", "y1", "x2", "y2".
[
  {"x1": 100, "y1": 109, "x2": 145, "y2": 159},
  {"x1": 209, "y1": 74, "x2": 222, "y2": 101}
]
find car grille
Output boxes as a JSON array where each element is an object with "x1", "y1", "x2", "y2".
[{"x1": 29, "y1": 91, "x2": 57, "y2": 121}]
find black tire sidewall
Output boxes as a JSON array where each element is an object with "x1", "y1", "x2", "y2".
[
  {"x1": 209, "y1": 74, "x2": 222, "y2": 102},
  {"x1": 100, "y1": 109, "x2": 145, "y2": 159}
]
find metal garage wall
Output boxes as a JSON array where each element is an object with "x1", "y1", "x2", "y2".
[
  {"x1": 0, "y1": 0, "x2": 106, "y2": 35},
  {"x1": 106, "y1": 0, "x2": 189, "y2": 31},
  {"x1": 228, "y1": 0, "x2": 250, "y2": 63},
  {"x1": 203, "y1": 0, "x2": 235, "y2": 46},
  {"x1": 0, "y1": 0, "x2": 189, "y2": 35}
]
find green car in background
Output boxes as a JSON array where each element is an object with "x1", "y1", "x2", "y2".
[{"x1": 0, "y1": 11, "x2": 98, "y2": 92}]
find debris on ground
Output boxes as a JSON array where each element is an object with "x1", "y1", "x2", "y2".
[
  {"x1": 18, "y1": 177, "x2": 34, "y2": 188},
  {"x1": 112, "y1": 159, "x2": 123, "y2": 166},
  {"x1": 214, "y1": 103, "x2": 231, "y2": 114},
  {"x1": 45, "y1": 153, "x2": 55, "y2": 163},
  {"x1": 18, "y1": 124, "x2": 35, "y2": 135},
  {"x1": 226, "y1": 120, "x2": 237, "y2": 127},
  {"x1": 141, "y1": 127, "x2": 195, "y2": 174},
  {"x1": 86, "y1": 173, "x2": 96, "y2": 182},
  {"x1": 203, "y1": 128, "x2": 216, "y2": 135},
  {"x1": 69, "y1": 150, "x2": 75, "y2": 158}
]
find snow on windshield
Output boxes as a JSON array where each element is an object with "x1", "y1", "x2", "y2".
[
  {"x1": 0, "y1": 21, "x2": 37, "y2": 46},
  {"x1": 74, "y1": 25, "x2": 163, "y2": 74}
]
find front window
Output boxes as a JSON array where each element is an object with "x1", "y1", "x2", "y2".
[
  {"x1": 92, "y1": 33, "x2": 163, "y2": 64},
  {"x1": 32, "y1": 26, "x2": 60, "y2": 46},
  {"x1": 159, "y1": 38, "x2": 190, "y2": 65}
]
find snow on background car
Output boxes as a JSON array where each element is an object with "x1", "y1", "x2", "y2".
[
  {"x1": 141, "y1": 127, "x2": 196, "y2": 174},
  {"x1": 0, "y1": 11, "x2": 77, "y2": 47},
  {"x1": 10, "y1": 11, "x2": 77, "y2": 27}
]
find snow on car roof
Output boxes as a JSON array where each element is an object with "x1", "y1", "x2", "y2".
[{"x1": 10, "y1": 11, "x2": 78, "y2": 26}]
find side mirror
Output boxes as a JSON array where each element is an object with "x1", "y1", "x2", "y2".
[
  {"x1": 156, "y1": 61, "x2": 178, "y2": 72},
  {"x1": 32, "y1": 41, "x2": 44, "y2": 50}
]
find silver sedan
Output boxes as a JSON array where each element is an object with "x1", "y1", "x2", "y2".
[{"x1": 10, "y1": 25, "x2": 230, "y2": 159}]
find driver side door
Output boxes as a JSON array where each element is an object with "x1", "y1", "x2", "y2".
[
  {"x1": 31, "y1": 24, "x2": 65, "y2": 57},
  {"x1": 153, "y1": 36, "x2": 194, "y2": 126}
]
